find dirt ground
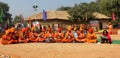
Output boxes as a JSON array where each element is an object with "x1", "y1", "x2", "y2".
[
  {"x1": 0, "y1": 43, "x2": 120, "y2": 58},
  {"x1": 0, "y1": 35, "x2": 120, "y2": 58}
]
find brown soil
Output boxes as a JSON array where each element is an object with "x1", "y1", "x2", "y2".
[{"x1": 0, "y1": 43, "x2": 120, "y2": 58}]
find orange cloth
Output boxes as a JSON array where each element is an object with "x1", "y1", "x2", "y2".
[
  {"x1": 62, "y1": 31, "x2": 74, "y2": 43},
  {"x1": 17, "y1": 30, "x2": 28, "y2": 43},
  {"x1": 55, "y1": 32, "x2": 64, "y2": 42},
  {"x1": 45, "y1": 32, "x2": 54, "y2": 38},
  {"x1": 75, "y1": 31, "x2": 86, "y2": 42},
  {"x1": 22, "y1": 28, "x2": 26, "y2": 33},
  {"x1": 29, "y1": 32, "x2": 38, "y2": 42},
  {"x1": 5, "y1": 29, "x2": 10, "y2": 35},
  {"x1": 38, "y1": 32, "x2": 46, "y2": 42},
  {"x1": 108, "y1": 24, "x2": 113, "y2": 34},
  {"x1": 85, "y1": 32, "x2": 97, "y2": 43},
  {"x1": 31, "y1": 26, "x2": 35, "y2": 31},
  {"x1": 1, "y1": 35, "x2": 13, "y2": 44},
  {"x1": 88, "y1": 27, "x2": 93, "y2": 33},
  {"x1": 68, "y1": 26, "x2": 72, "y2": 31}
]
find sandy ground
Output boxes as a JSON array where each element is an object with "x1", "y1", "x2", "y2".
[
  {"x1": 0, "y1": 35, "x2": 120, "y2": 58},
  {"x1": 0, "y1": 43, "x2": 120, "y2": 58}
]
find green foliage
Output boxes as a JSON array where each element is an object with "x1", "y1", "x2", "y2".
[
  {"x1": 13, "y1": 15, "x2": 22, "y2": 24},
  {"x1": 57, "y1": 0, "x2": 120, "y2": 24},
  {"x1": 0, "y1": 2, "x2": 12, "y2": 27}
]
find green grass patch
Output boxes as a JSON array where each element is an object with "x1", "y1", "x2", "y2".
[{"x1": 97, "y1": 38, "x2": 120, "y2": 44}]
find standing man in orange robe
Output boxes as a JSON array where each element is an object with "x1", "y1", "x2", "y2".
[
  {"x1": 62, "y1": 26, "x2": 74, "y2": 43},
  {"x1": 108, "y1": 22, "x2": 113, "y2": 35}
]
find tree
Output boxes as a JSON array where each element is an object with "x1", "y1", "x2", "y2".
[
  {"x1": 57, "y1": 2, "x2": 97, "y2": 22},
  {"x1": 0, "y1": 2, "x2": 12, "y2": 27},
  {"x1": 13, "y1": 15, "x2": 21, "y2": 24},
  {"x1": 57, "y1": 0, "x2": 120, "y2": 24},
  {"x1": 96, "y1": 0, "x2": 120, "y2": 25}
]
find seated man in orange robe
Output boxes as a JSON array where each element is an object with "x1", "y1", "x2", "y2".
[
  {"x1": 8, "y1": 28, "x2": 18, "y2": 44},
  {"x1": 75, "y1": 29, "x2": 86, "y2": 43},
  {"x1": 38, "y1": 26, "x2": 47, "y2": 42},
  {"x1": 19, "y1": 27, "x2": 29, "y2": 43},
  {"x1": 29, "y1": 29, "x2": 38, "y2": 42},
  {"x1": 1, "y1": 28, "x2": 18, "y2": 44},
  {"x1": 62, "y1": 26, "x2": 74, "y2": 43},
  {"x1": 54, "y1": 27, "x2": 64, "y2": 43},
  {"x1": 1, "y1": 29, "x2": 13, "y2": 45},
  {"x1": 45, "y1": 28, "x2": 55, "y2": 43},
  {"x1": 10, "y1": 29, "x2": 19, "y2": 44},
  {"x1": 85, "y1": 28, "x2": 97, "y2": 43}
]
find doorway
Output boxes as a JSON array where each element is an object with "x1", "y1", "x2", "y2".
[{"x1": 99, "y1": 22, "x2": 103, "y2": 30}]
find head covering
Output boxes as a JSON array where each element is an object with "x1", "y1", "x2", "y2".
[
  {"x1": 25, "y1": 27, "x2": 29, "y2": 31},
  {"x1": 58, "y1": 28, "x2": 61, "y2": 32},
  {"x1": 10, "y1": 27, "x2": 15, "y2": 33},
  {"x1": 22, "y1": 28, "x2": 26, "y2": 33},
  {"x1": 42, "y1": 28, "x2": 46, "y2": 32},
  {"x1": 48, "y1": 28, "x2": 52, "y2": 31},
  {"x1": 89, "y1": 28, "x2": 93, "y2": 33},
  {"x1": 74, "y1": 27, "x2": 77, "y2": 31},
  {"x1": 68, "y1": 26, "x2": 72, "y2": 31},
  {"x1": 5, "y1": 29, "x2": 10, "y2": 35}
]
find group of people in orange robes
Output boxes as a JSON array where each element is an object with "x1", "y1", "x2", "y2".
[{"x1": 1, "y1": 24, "x2": 98, "y2": 45}]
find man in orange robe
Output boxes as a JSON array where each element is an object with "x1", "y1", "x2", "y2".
[
  {"x1": 29, "y1": 29, "x2": 38, "y2": 42},
  {"x1": 75, "y1": 29, "x2": 86, "y2": 43},
  {"x1": 54, "y1": 27, "x2": 64, "y2": 43},
  {"x1": 19, "y1": 27, "x2": 29, "y2": 43},
  {"x1": 1, "y1": 27, "x2": 18, "y2": 44},
  {"x1": 1, "y1": 29, "x2": 13, "y2": 44},
  {"x1": 10, "y1": 28, "x2": 19, "y2": 44},
  {"x1": 108, "y1": 22, "x2": 113, "y2": 35},
  {"x1": 62, "y1": 26, "x2": 74, "y2": 43},
  {"x1": 38, "y1": 26, "x2": 46, "y2": 42},
  {"x1": 85, "y1": 28, "x2": 97, "y2": 43},
  {"x1": 45, "y1": 28, "x2": 55, "y2": 43}
]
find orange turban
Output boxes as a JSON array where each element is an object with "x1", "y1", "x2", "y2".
[
  {"x1": 74, "y1": 27, "x2": 77, "y2": 31},
  {"x1": 25, "y1": 27, "x2": 29, "y2": 31},
  {"x1": 42, "y1": 28, "x2": 46, "y2": 32},
  {"x1": 89, "y1": 28, "x2": 93, "y2": 33},
  {"x1": 68, "y1": 26, "x2": 72, "y2": 31},
  {"x1": 5, "y1": 29, "x2": 10, "y2": 35},
  {"x1": 9, "y1": 27, "x2": 15, "y2": 33},
  {"x1": 48, "y1": 28, "x2": 52, "y2": 31},
  {"x1": 58, "y1": 28, "x2": 61, "y2": 31},
  {"x1": 22, "y1": 28, "x2": 26, "y2": 33}
]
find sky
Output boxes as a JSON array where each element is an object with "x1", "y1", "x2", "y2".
[{"x1": 0, "y1": 0, "x2": 96, "y2": 18}]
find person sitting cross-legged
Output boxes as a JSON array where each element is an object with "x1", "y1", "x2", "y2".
[
  {"x1": 85, "y1": 28, "x2": 97, "y2": 43},
  {"x1": 45, "y1": 28, "x2": 55, "y2": 43},
  {"x1": 54, "y1": 27, "x2": 64, "y2": 43},
  {"x1": 37, "y1": 26, "x2": 47, "y2": 42},
  {"x1": 75, "y1": 29, "x2": 86, "y2": 43},
  {"x1": 62, "y1": 26, "x2": 74, "y2": 43}
]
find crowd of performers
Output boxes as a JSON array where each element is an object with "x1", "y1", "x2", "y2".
[{"x1": 1, "y1": 24, "x2": 112, "y2": 45}]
